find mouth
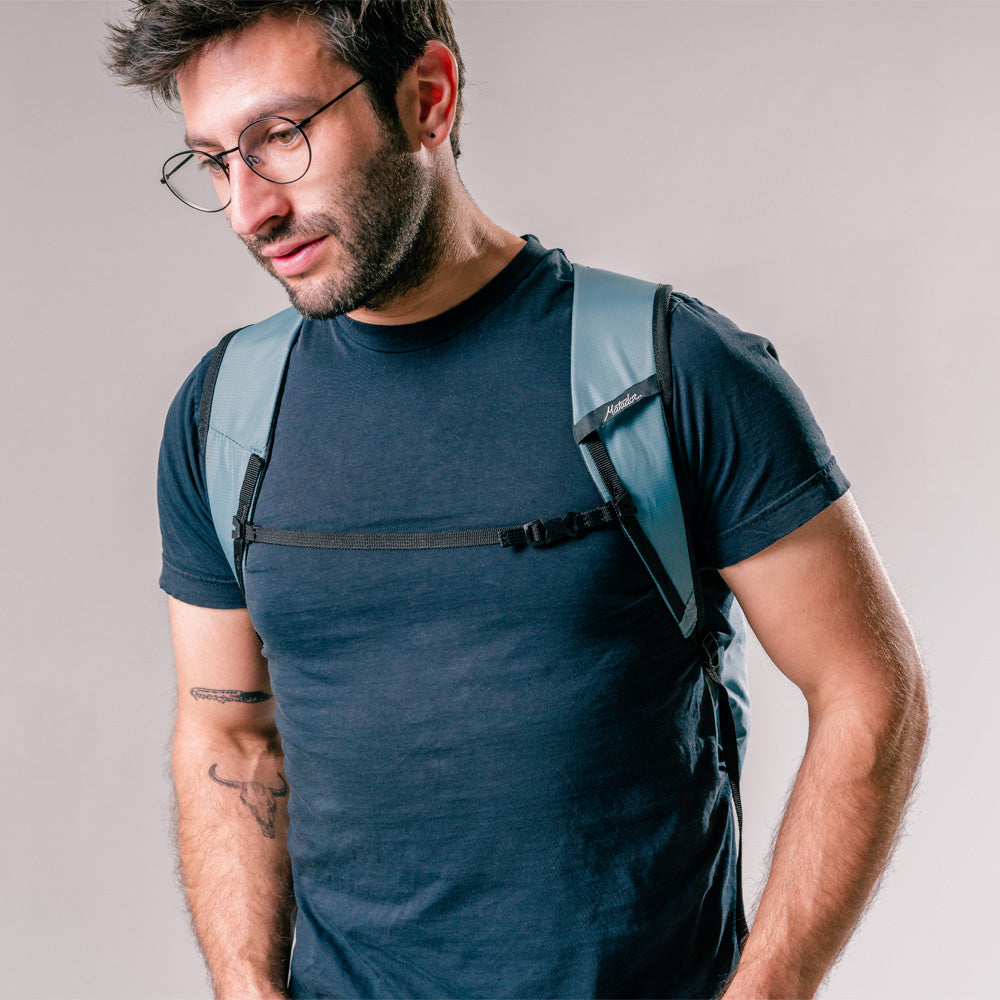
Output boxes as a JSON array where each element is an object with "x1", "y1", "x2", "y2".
[{"x1": 264, "y1": 235, "x2": 328, "y2": 278}]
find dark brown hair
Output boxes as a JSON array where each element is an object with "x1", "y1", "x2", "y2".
[{"x1": 105, "y1": 0, "x2": 465, "y2": 157}]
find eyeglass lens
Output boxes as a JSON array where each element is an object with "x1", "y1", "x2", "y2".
[{"x1": 162, "y1": 117, "x2": 313, "y2": 212}]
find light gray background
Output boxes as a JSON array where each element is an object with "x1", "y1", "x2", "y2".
[{"x1": 2, "y1": 1, "x2": 996, "y2": 997}]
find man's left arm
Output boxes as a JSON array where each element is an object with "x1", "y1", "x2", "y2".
[{"x1": 719, "y1": 490, "x2": 928, "y2": 999}]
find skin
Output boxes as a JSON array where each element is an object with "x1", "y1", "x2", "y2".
[
  {"x1": 718, "y1": 493, "x2": 927, "y2": 998},
  {"x1": 170, "y1": 598, "x2": 290, "y2": 999},
  {"x1": 167, "y1": 13, "x2": 928, "y2": 1000}
]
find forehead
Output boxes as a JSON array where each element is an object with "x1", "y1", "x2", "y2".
[{"x1": 176, "y1": 14, "x2": 348, "y2": 142}]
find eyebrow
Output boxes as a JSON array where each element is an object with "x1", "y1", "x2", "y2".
[{"x1": 183, "y1": 94, "x2": 327, "y2": 149}]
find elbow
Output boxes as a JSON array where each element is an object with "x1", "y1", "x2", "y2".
[
  {"x1": 811, "y1": 640, "x2": 929, "y2": 791},
  {"x1": 900, "y1": 650, "x2": 929, "y2": 767},
  {"x1": 174, "y1": 711, "x2": 284, "y2": 760},
  {"x1": 870, "y1": 643, "x2": 929, "y2": 790}
]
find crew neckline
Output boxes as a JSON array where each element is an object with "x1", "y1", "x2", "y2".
[{"x1": 326, "y1": 235, "x2": 550, "y2": 353}]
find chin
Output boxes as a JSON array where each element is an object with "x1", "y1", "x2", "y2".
[{"x1": 282, "y1": 281, "x2": 347, "y2": 321}]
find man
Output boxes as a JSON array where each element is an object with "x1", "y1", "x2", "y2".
[{"x1": 107, "y1": 3, "x2": 928, "y2": 998}]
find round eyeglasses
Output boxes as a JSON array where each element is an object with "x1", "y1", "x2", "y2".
[{"x1": 160, "y1": 78, "x2": 366, "y2": 213}]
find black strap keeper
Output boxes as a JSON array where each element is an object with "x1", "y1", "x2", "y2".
[{"x1": 523, "y1": 513, "x2": 581, "y2": 547}]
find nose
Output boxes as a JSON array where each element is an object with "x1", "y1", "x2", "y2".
[{"x1": 225, "y1": 157, "x2": 292, "y2": 236}]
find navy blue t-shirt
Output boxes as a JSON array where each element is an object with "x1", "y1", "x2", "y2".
[{"x1": 159, "y1": 238, "x2": 848, "y2": 999}]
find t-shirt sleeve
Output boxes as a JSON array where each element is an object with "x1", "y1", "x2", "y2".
[
  {"x1": 668, "y1": 293, "x2": 850, "y2": 569},
  {"x1": 157, "y1": 349, "x2": 247, "y2": 608}
]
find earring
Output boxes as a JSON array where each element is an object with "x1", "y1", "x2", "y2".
[{"x1": 428, "y1": 132, "x2": 436, "y2": 139}]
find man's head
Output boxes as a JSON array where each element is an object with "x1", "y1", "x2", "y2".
[{"x1": 106, "y1": 1, "x2": 465, "y2": 318}]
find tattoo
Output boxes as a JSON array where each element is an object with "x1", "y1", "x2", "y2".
[
  {"x1": 208, "y1": 764, "x2": 289, "y2": 839},
  {"x1": 190, "y1": 687, "x2": 272, "y2": 704}
]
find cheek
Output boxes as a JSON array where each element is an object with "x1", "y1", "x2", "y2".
[{"x1": 280, "y1": 149, "x2": 349, "y2": 211}]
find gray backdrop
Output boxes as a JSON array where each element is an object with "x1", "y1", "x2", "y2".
[{"x1": 2, "y1": 1, "x2": 996, "y2": 997}]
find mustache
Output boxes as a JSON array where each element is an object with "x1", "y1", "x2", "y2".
[{"x1": 241, "y1": 213, "x2": 343, "y2": 256}]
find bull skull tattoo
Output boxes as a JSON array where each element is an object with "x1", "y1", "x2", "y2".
[{"x1": 208, "y1": 764, "x2": 288, "y2": 839}]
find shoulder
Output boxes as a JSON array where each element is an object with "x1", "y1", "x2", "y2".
[
  {"x1": 662, "y1": 290, "x2": 849, "y2": 567},
  {"x1": 667, "y1": 291, "x2": 783, "y2": 392},
  {"x1": 665, "y1": 288, "x2": 821, "y2": 438}
]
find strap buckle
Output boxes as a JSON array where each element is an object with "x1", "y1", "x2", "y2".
[
  {"x1": 232, "y1": 516, "x2": 247, "y2": 542},
  {"x1": 522, "y1": 513, "x2": 581, "y2": 547}
]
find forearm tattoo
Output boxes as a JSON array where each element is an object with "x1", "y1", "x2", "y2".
[
  {"x1": 208, "y1": 764, "x2": 288, "y2": 839},
  {"x1": 190, "y1": 687, "x2": 272, "y2": 704}
]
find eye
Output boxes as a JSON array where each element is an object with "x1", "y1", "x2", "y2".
[
  {"x1": 194, "y1": 152, "x2": 227, "y2": 176},
  {"x1": 267, "y1": 126, "x2": 303, "y2": 148}
]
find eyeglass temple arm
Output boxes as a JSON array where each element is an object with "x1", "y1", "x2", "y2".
[
  {"x1": 295, "y1": 77, "x2": 366, "y2": 131},
  {"x1": 160, "y1": 77, "x2": 365, "y2": 185},
  {"x1": 161, "y1": 153, "x2": 194, "y2": 184},
  {"x1": 161, "y1": 146, "x2": 238, "y2": 185}
]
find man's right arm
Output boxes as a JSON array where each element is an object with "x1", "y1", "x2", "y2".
[{"x1": 169, "y1": 596, "x2": 293, "y2": 1000}]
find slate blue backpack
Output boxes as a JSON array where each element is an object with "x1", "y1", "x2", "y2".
[{"x1": 200, "y1": 264, "x2": 751, "y2": 942}]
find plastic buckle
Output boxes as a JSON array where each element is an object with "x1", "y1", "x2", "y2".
[
  {"x1": 231, "y1": 516, "x2": 246, "y2": 542},
  {"x1": 523, "y1": 513, "x2": 580, "y2": 547}
]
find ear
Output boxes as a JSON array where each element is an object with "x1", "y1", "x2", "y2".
[{"x1": 396, "y1": 40, "x2": 458, "y2": 152}]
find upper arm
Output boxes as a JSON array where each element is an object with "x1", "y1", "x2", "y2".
[
  {"x1": 168, "y1": 596, "x2": 276, "y2": 742},
  {"x1": 718, "y1": 492, "x2": 924, "y2": 718}
]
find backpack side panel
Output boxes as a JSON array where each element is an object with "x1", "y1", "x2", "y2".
[{"x1": 719, "y1": 603, "x2": 750, "y2": 761}]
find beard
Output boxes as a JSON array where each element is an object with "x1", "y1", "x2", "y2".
[{"x1": 241, "y1": 128, "x2": 445, "y2": 319}]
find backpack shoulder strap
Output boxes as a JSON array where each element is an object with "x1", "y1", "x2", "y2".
[
  {"x1": 570, "y1": 264, "x2": 699, "y2": 637},
  {"x1": 571, "y1": 263, "x2": 750, "y2": 944},
  {"x1": 201, "y1": 307, "x2": 304, "y2": 589}
]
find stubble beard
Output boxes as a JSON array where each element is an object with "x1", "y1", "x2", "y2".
[{"x1": 241, "y1": 130, "x2": 446, "y2": 320}]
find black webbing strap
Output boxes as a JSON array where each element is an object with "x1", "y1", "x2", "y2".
[
  {"x1": 198, "y1": 328, "x2": 241, "y2": 457},
  {"x1": 233, "y1": 454, "x2": 266, "y2": 593},
  {"x1": 652, "y1": 285, "x2": 678, "y2": 450},
  {"x1": 231, "y1": 502, "x2": 618, "y2": 558},
  {"x1": 581, "y1": 433, "x2": 688, "y2": 623},
  {"x1": 701, "y1": 631, "x2": 750, "y2": 946},
  {"x1": 652, "y1": 285, "x2": 748, "y2": 944}
]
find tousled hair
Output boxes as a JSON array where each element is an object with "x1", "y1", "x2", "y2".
[{"x1": 105, "y1": 0, "x2": 465, "y2": 158}]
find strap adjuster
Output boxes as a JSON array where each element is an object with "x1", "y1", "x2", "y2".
[
  {"x1": 232, "y1": 516, "x2": 246, "y2": 542},
  {"x1": 522, "y1": 513, "x2": 581, "y2": 547}
]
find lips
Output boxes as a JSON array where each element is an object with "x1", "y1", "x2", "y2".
[{"x1": 265, "y1": 235, "x2": 328, "y2": 277}]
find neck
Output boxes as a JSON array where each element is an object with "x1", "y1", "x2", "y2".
[{"x1": 347, "y1": 165, "x2": 524, "y2": 326}]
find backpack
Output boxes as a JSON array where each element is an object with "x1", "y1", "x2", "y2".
[{"x1": 199, "y1": 264, "x2": 750, "y2": 942}]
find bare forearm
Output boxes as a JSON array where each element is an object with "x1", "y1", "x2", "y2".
[
  {"x1": 725, "y1": 673, "x2": 928, "y2": 998},
  {"x1": 174, "y1": 718, "x2": 293, "y2": 1000}
]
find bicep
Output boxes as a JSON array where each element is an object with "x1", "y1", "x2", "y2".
[
  {"x1": 168, "y1": 596, "x2": 276, "y2": 738},
  {"x1": 719, "y1": 492, "x2": 921, "y2": 715}
]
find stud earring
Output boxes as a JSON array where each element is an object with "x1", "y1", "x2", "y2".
[{"x1": 428, "y1": 132, "x2": 436, "y2": 139}]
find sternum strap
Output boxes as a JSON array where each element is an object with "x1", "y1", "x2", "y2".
[{"x1": 232, "y1": 502, "x2": 618, "y2": 553}]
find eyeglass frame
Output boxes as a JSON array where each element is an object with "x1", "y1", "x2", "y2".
[{"x1": 160, "y1": 76, "x2": 367, "y2": 213}]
